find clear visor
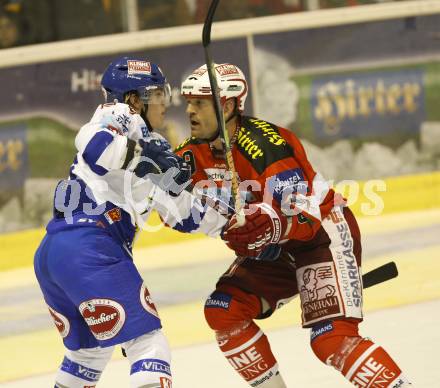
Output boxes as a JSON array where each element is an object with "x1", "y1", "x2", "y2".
[{"x1": 137, "y1": 83, "x2": 172, "y2": 107}]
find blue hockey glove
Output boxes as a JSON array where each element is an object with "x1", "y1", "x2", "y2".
[
  {"x1": 134, "y1": 138, "x2": 179, "y2": 177},
  {"x1": 135, "y1": 138, "x2": 192, "y2": 195}
]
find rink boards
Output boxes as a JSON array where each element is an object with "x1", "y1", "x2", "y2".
[{"x1": 0, "y1": 208, "x2": 439, "y2": 385}]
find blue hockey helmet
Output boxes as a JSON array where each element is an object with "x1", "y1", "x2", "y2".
[{"x1": 101, "y1": 57, "x2": 171, "y2": 105}]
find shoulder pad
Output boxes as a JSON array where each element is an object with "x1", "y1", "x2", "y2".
[
  {"x1": 89, "y1": 103, "x2": 146, "y2": 137},
  {"x1": 174, "y1": 136, "x2": 205, "y2": 152},
  {"x1": 235, "y1": 116, "x2": 293, "y2": 174}
]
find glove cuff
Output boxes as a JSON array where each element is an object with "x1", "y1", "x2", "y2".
[{"x1": 254, "y1": 202, "x2": 285, "y2": 244}]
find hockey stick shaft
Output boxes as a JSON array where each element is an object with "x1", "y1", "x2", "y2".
[
  {"x1": 362, "y1": 261, "x2": 398, "y2": 289},
  {"x1": 202, "y1": 0, "x2": 244, "y2": 216},
  {"x1": 203, "y1": 3, "x2": 397, "y2": 288}
]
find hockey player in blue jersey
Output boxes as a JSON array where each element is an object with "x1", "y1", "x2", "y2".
[{"x1": 33, "y1": 57, "x2": 286, "y2": 388}]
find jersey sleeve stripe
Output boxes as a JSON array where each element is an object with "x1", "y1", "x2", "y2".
[{"x1": 82, "y1": 131, "x2": 114, "y2": 176}]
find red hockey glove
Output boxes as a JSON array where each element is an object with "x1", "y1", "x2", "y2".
[{"x1": 222, "y1": 202, "x2": 287, "y2": 257}]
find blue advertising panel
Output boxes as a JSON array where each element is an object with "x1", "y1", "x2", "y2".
[
  {"x1": 0, "y1": 124, "x2": 28, "y2": 190},
  {"x1": 310, "y1": 69, "x2": 425, "y2": 140},
  {"x1": 0, "y1": 38, "x2": 251, "y2": 140},
  {"x1": 0, "y1": 36, "x2": 252, "y2": 232}
]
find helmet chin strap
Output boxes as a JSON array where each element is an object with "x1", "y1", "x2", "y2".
[
  {"x1": 125, "y1": 92, "x2": 154, "y2": 133},
  {"x1": 204, "y1": 110, "x2": 238, "y2": 143},
  {"x1": 204, "y1": 128, "x2": 221, "y2": 143},
  {"x1": 140, "y1": 106, "x2": 154, "y2": 132}
]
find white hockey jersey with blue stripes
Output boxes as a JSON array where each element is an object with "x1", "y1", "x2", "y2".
[{"x1": 48, "y1": 102, "x2": 227, "y2": 250}]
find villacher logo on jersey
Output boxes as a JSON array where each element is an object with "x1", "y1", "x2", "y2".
[
  {"x1": 79, "y1": 298, "x2": 126, "y2": 340},
  {"x1": 140, "y1": 283, "x2": 159, "y2": 319},
  {"x1": 48, "y1": 306, "x2": 70, "y2": 338}
]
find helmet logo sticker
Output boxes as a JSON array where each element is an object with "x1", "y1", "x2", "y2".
[
  {"x1": 181, "y1": 63, "x2": 248, "y2": 112},
  {"x1": 192, "y1": 67, "x2": 207, "y2": 77},
  {"x1": 215, "y1": 64, "x2": 239, "y2": 77},
  {"x1": 127, "y1": 60, "x2": 152, "y2": 75}
]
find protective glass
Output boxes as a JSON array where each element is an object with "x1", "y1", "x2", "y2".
[{"x1": 138, "y1": 83, "x2": 172, "y2": 106}]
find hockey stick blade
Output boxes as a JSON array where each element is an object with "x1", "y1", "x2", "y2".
[
  {"x1": 362, "y1": 261, "x2": 398, "y2": 289},
  {"x1": 202, "y1": 0, "x2": 220, "y2": 48}
]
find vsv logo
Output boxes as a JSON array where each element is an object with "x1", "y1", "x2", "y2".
[
  {"x1": 61, "y1": 356, "x2": 101, "y2": 383},
  {"x1": 131, "y1": 358, "x2": 171, "y2": 376},
  {"x1": 78, "y1": 365, "x2": 101, "y2": 381}
]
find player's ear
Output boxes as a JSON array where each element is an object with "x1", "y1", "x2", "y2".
[
  {"x1": 125, "y1": 92, "x2": 143, "y2": 114},
  {"x1": 126, "y1": 92, "x2": 139, "y2": 105},
  {"x1": 224, "y1": 98, "x2": 236, "y2": 116}
]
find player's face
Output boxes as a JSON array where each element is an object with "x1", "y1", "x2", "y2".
[
  {"x1": 146, "y1": 89, "x2": 167, "y2": 129},
  {"x1": 185, "y1": 97, "x2": 218, "y2": 139}
]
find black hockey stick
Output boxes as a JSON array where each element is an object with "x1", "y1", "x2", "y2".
[
  {"x1": 362, "y1": 261, "x2": 398, "y2": 289},
  {"x1": 202, "y1": 0, "x2": 244, "y2": 217}
]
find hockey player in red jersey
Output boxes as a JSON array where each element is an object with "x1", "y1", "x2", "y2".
[{"x1": 177, "y1": 63, "x2": 412, "y2": 387}]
